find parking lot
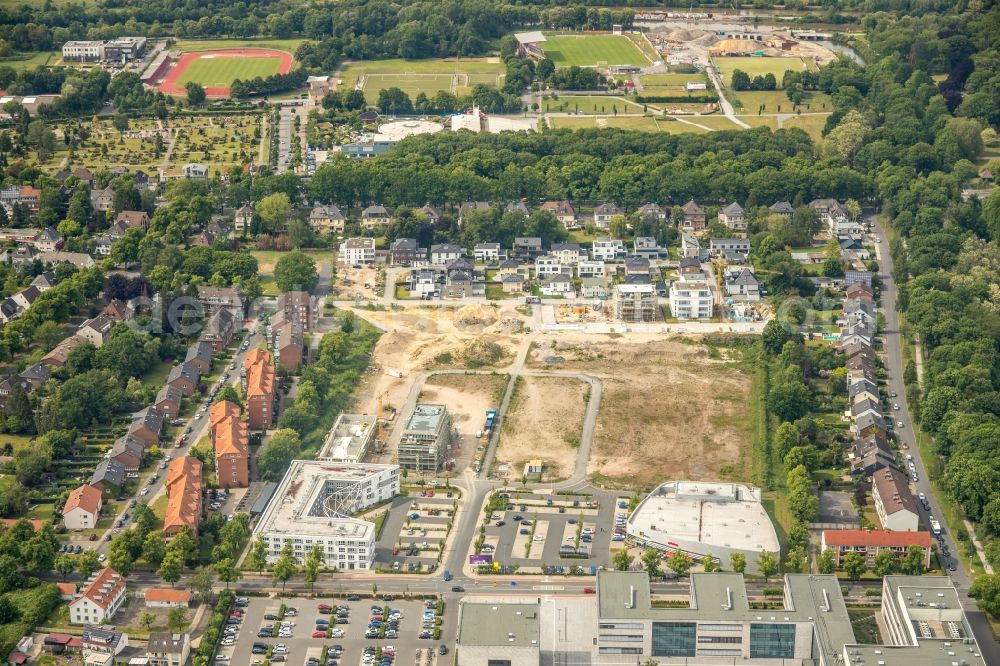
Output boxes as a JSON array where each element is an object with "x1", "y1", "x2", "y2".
[
  {"x1": 218, "y1": 596, "x2": 453, "y2": 666},
  {"x1": 470, "y1": 490, "x2": 622, "y2": 572},
  {"x1": 372, "y1": 488, "x2": 459, "y2": 573}
]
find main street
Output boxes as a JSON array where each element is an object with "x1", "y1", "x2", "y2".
[{"x1": 871, "y1": 217, "x2": 1000, "y2": 663}]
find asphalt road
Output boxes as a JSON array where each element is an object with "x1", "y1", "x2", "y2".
[
  {"x1": 872, "y1": 218, "x2": 1000, "y2": 663},
  {"x1": 91, "y1": 327, "x2": 261, "y2": 555}
]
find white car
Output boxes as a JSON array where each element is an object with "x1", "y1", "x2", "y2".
[
  {"x1": 140, "y1": 488, "x2": 149, "y2": 496},
  {"x1": 330, "y1": 629, "x2": 344, "y2": 638},
  {"x1": 533, "y1": 535, "x2": 545, "y2": 541},
  {"x1": 215, "y1": 657, "x2": 230, "y2": 661},
  {"x1": 273, "y1": 645, "x2": 287, "y2": 654}
]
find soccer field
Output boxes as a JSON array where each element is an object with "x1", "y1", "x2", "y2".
[
  {"x1": 542, "y1": 34, "x2": 649, "y2": 68},
  {"x1": 714, "y1": 56, "x2": 816, "y2": 87},
  {"x1": 176, "y1": 56, "x2": 285, "y2": 88},
  {"x1": 361, "y1": 73, "x2": 455, "y2": 103}
]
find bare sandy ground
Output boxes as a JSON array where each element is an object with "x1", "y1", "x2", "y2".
[
  {"x1": 529, "y1": 334, "x2": 752, "y2": 489},
  {"x1": 497, "y1": 376, "x2": 589, "y2": 481}
]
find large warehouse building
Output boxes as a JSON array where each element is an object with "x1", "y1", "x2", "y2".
[
  {"x1": 252, "y1": 460, "x2": 400, "y2": 569},
  {"x1": 626, "y1": 480, "x2": 779, "y2": 572}
]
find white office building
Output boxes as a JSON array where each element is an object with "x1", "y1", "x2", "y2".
[{"x1": 253, "y1": 461, "x2": 400, "y2": 568}]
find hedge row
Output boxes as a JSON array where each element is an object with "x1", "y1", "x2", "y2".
[{"x1": 634, "y1": 94, "x2": 719, "y2": 103}]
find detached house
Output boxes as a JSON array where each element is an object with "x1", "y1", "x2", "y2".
[
  {"x1": 430, "y1": 243, "x2": 463, "y2": 265},
  {"x1": 636, "y1": 202, "x2": 666, "y2": 222},
  {"x1": 234, "y1": 205, "x2": 254, "y2": 233},
  {"x1": 718, "y1": 202, "x2": 746, "y2": 232},
  {"x1": 361, "y1": 204, "x2": 392, "y2": 229},
  {"x1": 512, "y1": 237, "x2": 543, "y2": 261},
  {"x1": 418, "y1": 204, "x2": 442, "y2": 225},
  {"x1": 680, "y1": 200, "x2": 706, "y2": 231},
  {"x1": 591, "y1": 237, "x2": 626, "y2": 262},
  {"x1": 724, "y1": 267, "x2": 761, "y2": 301},
  {"x1": 197, "y1": 286, "x2": 246, "y2": 321},
  {"x1": 769, "y1": 201, "x2": 795, "y2": 218},
  {"x1": 309, "y1": 204, "x2": 346, "y2": 234},
  {"x1": 541, "y1": 200, "x2": 578, "y2": 229},
  {"x1": 90, "y1": 186, "x2": 115, "y2": 212},
  {"x1": 77, "y1": 314, "x2": 116, "y2": 348},
  {"x1": 593, "y1": 202, "x2": 621, "y2": 229},
  {"x1": 146, "y1": 633, "x2": 190, "y2": 666},
  {"x1": 474, "y1": 243, "x2": 501, "y2": 264},
  {"x1": 90, "y1": 459, "x2": 125, "y2": 496},
  {"x1": 62, "y1": 484, "x2": 103, "y2": 531},
  {"x1": 550, "y1": 242, "x2": 585, "y2": 266},
  {"x1": 69, "y1": 568, "x2": 126, "y2": 625},
  {"x1": 116, "y1": 210, "x2": 150, "y2": 230}
]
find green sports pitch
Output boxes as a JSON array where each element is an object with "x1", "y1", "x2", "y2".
[
  {"x1": 541, "y1": 34, "x2": 649, "y2": 68},
  {"x1": 176, "y1": 56, "x2": 285, "y2": 89}
]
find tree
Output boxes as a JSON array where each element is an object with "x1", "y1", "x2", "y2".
[
  {"x1": 536, "y1": 58, "x2": 555, "y2": 80},
  {"x1": 768, "y1": 380, "x2": 812, "y2": 422},
  {"x1": 773, "y1": 422, "x2": 800, "y2": 457},
  {"x1": 641, "y1": 547, "x2": 661, "y2": 577},
  {"x1": 140, "y1": 612, "x2": 155, "y2": 630},
  {"x1": 186, "y1": 82, "x2": 206, "y2": 105},
  {"x1": 666, "y1": 550, "x2": 691, "y2": 577},
  {"x1": 899, "y1": 545, "x2": 926, "y2": 576},
  {"x1": 167, "y1": 526, "x2": 198, "y2": 565},
  {"x1": 817, "y1": 549, "x2": 837, "y2": 574},
  {"x1": 729, "y1": 552, "x2": 746, "y2": 574},
  {"x1": 842, "y1": 551, "x2": 866, "y2": 581},
  {"x1": 214, "y1": 385, "x2": 243, "y2": 409},
  {"x1": 274, "y1": 251, "x2": 319, "y2": 292},
  {"x1": 701, "y1": 554, "x2": 720, "y2": 573},
  {"x1": 257, "y1": 429, "x2": 302, "y2": 481},
  {"x1": 785, "y1": 547, "x2": 807, "y2": 574},
  {"x1": 54, "y1": 554, "x2": 76, "y2": 580},
  {"x1": 215, "y1": 557, "x2": 241, "y2": 589},
  {"x1": 758, "y1": 551, "x2": 779, "y2": 582},
  {"x1": 107, "y1": 536, "x2": 135, "y2": 576},
  {"x1": 190, "y1": 566, "x2": 215, "y2": 603},
  {"x1": 613, "y1": 549, "x2": 634, "y2": 571},
  {"x1": 133, "y1": 502, "x2": 157, "y2": 537},
  {"x1": 731, "y1": 69, "x2": 752, "y2": 91},
  {"x1": 158, "y1": 551, "x2": 183, "y2": 587},
  {"x1": 969, "y1": 573, "x2": 1000, "y2": 616},
  {"x1": 762, "y1": 319, "x2": 795, "y2": 355},
  {"x1": 77, "y1": 549, "x2": 101, "y2": 579},
  {"x1": 256, "y1": 192, "x2": 292, "y2": 234},
  {"x1": 167, "y1": 606, "x2": 189, "y2": 633},
  {"x1": 873, "y1": 549, "x2": 897, "y2": 577},
  {"x1": 303, "y1": 543, "x2": 323, "y2": 592},
  {"x1": 249, "y1": 537, "x2": 268, "y2": 574},
  {"x1": 33, "y1": 320, "x2": 64, "y2": 349},
  {"x1": 272, "y1": 541, "x2": 297, "y2": 593}
]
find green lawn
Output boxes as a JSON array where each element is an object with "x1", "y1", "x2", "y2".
[
  {"x1": 177, "y1": 56, "x2": 286, "y2": 89},
  {"x1": 339, "y1": 58, "x2": 505, "y2": 103},
  {"x1": 0, "y1": 51, "x2": 57, "y2": 71},
  {"x1": 729, "y1": 89, "x2": 833, "y2": 114},
  {"x1": 542, "y1": 95, "x2": 644, "y2": 115},
  {"x1": 714, "y1": 56, "x2": 817, "y2": 87},
  {"x1": 639, "y1": 72, "x2": 709, "y2": 96},
  {"x1": 781, "y1": 114, "x2": 831, "y2": 141},
  {"x1": 0, "y1": 432, "x2": 37, "y2": 455},
  {"x1": 140, "y1": 360, "x2": 174, "y2": 391},
  {"x1": 542, "y1": 34, "x2": 649, "y2": 68},
  {"x1": 548, "y1": 115, "x2": 712, "y2": 133},
  {"x1": 362, "y1": 73, "x2": 455, "y2": 104}
]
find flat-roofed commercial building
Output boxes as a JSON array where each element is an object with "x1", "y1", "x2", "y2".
[
  {"x1": 252, "y1": 460, "x2": 399, "y2": 569},
  {"x1": 457, "y1": 602, "x2": 540, "y2": 666},
  {"x1": 626, "y1": 481, "x2": 780, "y2": 573},
  {"x1": 456, "y1": 572, "x2": 987, "y2": 666},
  {"x1": 398, "y1": 404, "x2": 452, "y2": 471},
  {"x1": 317, "y1": 414, "x2": 377, "y2": 463}
]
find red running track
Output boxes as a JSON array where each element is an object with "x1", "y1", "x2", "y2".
[{"x1": 157, "y1": 48, "x2": 294, "y2": 97}]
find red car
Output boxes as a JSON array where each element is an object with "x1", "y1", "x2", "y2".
[
  {"x1": 583, "y1": 587, "x2": 596, "y2": 594},
  {"x1": 317, "y1": 604, "x2": 332, "y2": 611},
  {"x1": 311, "y1": 631, "x2": 326, "y2": 638}
]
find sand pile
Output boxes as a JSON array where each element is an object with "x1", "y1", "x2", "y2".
[{"x1": 455, "y1": 304, "x2": 498, "y2": 328}]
